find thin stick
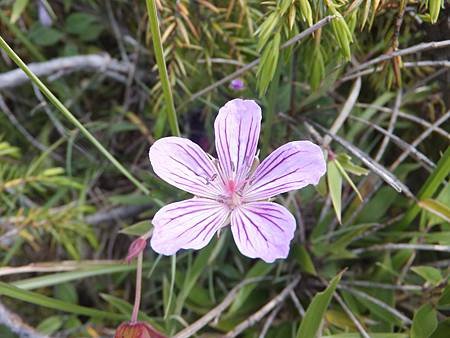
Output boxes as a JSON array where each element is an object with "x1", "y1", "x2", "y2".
[
  {"x1": 374, "y1": 89, "x2": 402, "y2": 161},
  {"x1": 172, "y1": 278, "x2": 268, "y2": 338},
  {"x1": 224, "y1": 277, "x2": 301, "y2": 338},
  {"x1": 323, "y1": 77, "x2": 361, "y2": 147},
  {"x1": 346, "y1": 40, "x2": 450, "y2": 75},
  {"x1": 338, "y1": 285, "x2": 412, "y2": 325},
  {"x1": 334, "y1": 291, "x2": 370, "y2": 338},
  {"x1": 352, "y1": 243, "x2": 450, "y2": 255},
  {"x1": 0, "y1": 54, "x2": 130, "y2": 89}
]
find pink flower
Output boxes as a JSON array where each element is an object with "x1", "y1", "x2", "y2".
[{"x1": 148, "y1": 99, "x2": 326, "y2": 263}]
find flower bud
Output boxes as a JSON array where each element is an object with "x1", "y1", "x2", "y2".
[
  {"x1": 229, "y1": 78, "x2": 245, "y2": 91},
  {"x1": 115, "y1": 321, "x2": 166, "y2": 338},
  {"x1": 125, "y1": 237, "x2": 147, "y2": 263}
]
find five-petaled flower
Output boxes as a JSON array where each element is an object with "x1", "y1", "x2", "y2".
[{"x1": 148, "y1": 99, "x2": 326, "y2": 262}]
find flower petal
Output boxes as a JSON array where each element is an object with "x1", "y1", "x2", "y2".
[
  {"x1": 214, "y1": 99, "x2": 262, "y2": 183},
  {"x1": 230, "y1": 202, "x2": 296, "y2": 263},
  {"x1": 244, "y1": 141, "x2": 326, "y2": 201},
  {"x1": 150, "y1": 198, "x2": 229, "y2": 255},
  {"x1": 149, "y1": 137, "x2": 223, "y2": 198}
]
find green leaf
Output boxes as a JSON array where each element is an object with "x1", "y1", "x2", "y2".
[
  {"x1": 335, "y1": 159, "x2": 363, "y2": 201},
  {"x1": 10, "y1": 0, "x2": 29, "y2": 23},
  {"x1": 335, "y1": 153, "x2": 369, "y2": 176},
  {"x1": 296, "y1": 270, "x2": 344, "y2": 338},
  {"x1": 64, "y1": 13, "x2": 104, "y2": 41},
  {"x1": 12, "y1": 263, "x2": 141, "y2": 290},
  {"x1": 36, "y1": 316, "x2": 63, "y2": 335},
  {"x1": 28, "y1": 24, "x2": 64, "y2": 46},
  {"x1": 120, "y1": 221, "x2": 152, "y2": 236},
  {"x1": 0, "y1": 281, "x2": 125, "y2": 320},
  {"x1": 438, "y1": 283, "x2": 450, "y2": 310},
  {"x1": 411, "y1": 304, "x2": 438, "y2": 338},
  {"x1": 418, "y1": 198, "x2": 450, "y2": 223},
  {"x1": 227, "y1": 261, "x2": 273, "y2": 316},
  {"x1": 54, "y1": 283, "x2": 78, "y2": 304},
  {"x1": 411, "y1": 266, "x2": 443, "y2": 286},
  {"x1": 293, "y1": 245, "x2": 317, "y2": 276},
  {"x1": 327, "y1": 160, "x2": 343, "y2": 224}
]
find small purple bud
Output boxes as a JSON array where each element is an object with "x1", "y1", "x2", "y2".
[
  {"x1": 38, "y1": 0, "x2": 53, "y2": 27},
  {"x1": 126, "y1": 237, "x2": 147, "y2": 263},
  {"x1": 229, "y1": 78, "x2": 245, "y2": 91}
]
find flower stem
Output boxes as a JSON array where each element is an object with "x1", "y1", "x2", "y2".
[
  {"x1": 131, "y1": 252, "x2": 143, "y2": 323},
  {"x1": 145, "y1": 0, "x2": 180, "y2": 137}
]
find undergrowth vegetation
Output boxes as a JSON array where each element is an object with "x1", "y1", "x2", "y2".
[{"x1": 0, "y1": 0, "x2": 449, "y2": 337}]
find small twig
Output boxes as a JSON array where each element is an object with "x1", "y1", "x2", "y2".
[
  {"x1": 186, "y1": 15, "x2": 336, "y2": 103},
  {"x1": 0, "y1": 54, "x2": 131, "y2": 89},
  {"x1": 338, "y1": 285, "x2": 412, "y2": 325},
  {"x1": 334, "y1": 291, "x2": 370, "y2": 338},
  {"x1": 172, "y1": 278, "x2": 266, "y2": 338},
  {"x1": 224, "y1": 277, "x2": 301, "y2": 338},
  {"x1": 355, "y1": 103, "x2": 450, "y2": 139},
  {"x1": 258, "y1": 304, "x2": 281, "y2": 338},
  {"x1": 289, "y1": 290, "x2": 305, "y2": 317},
  {"x1": 323, "y1": 77, "x2": 361, "y2": 147},
  {"x1": 341, "y1": 280, "x2": 423, "y2": 291},
  {"x1": 0, "y1": 300, "x2": 49, "y2": 338},
  {"x1": 346, "y1": 40, "x2": 450, "y2": 76},
  {"x1": 309, "y1": 120, "x2": 414, "y2": 197},
  {"x1": 374, "y1": 90, "x2": 402, "y2": 161},
  {"x1": 341, "y1": 60, "x2": 450, "y2": 82},
  {"x1": 390, "y1": 111, "x2": 450, "y2": 169},
  {"x1": 351, "y1": 243, "x2": 450, "y2": 255},
  {"x1": 350, "y1": 116, "x2": 435, "y2": 170}
]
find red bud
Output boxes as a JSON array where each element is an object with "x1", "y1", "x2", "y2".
[
  {"x1": 126, "y1": 237, "x2": 147, "y2": 263},
  {"x1": 115, "y1": 321, "x2": 166, "y2": 338}
]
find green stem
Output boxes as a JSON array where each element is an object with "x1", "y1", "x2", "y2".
[
  {"x1": 0, "y1": 35, "x2": 150, "y2": 195},
  {"x1": 145, "y1": 0, "x2": 180, "y2": 137}
]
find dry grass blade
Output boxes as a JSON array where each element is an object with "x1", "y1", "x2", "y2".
[
  {"x1": 224, "y1": 277, "x2": 300, "y2": 338},
  {"x1": 323, "y1": 77, "x2": 361, "y2": 147},
  {"x1": 309, "y1": 120, "x2": 414, "y2": 197},
  {"x1": 346, "y1": 40, "x2": 450, "y2": 75},
  {"x1": 350, "y1": 116, "x2": 436, "y2": 170},
  {"x1": 338, "y1": 285, "x2": 412, "y2": 325}
]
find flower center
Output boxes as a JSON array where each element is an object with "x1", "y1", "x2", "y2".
[{"x1": 223, "y1": 180, "x2": 242, "y2": 209}]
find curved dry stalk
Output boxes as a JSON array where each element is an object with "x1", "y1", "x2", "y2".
[
  {"x1": 346, "y1": 40, "x2": 450, "y2": 75},
  {"x1": 0, "y1": 54, "x2": 131, "y2": 89},
  {"x1": 338, "y1": 285, "x2": 412, "y2": 325},
  {"x1": 224, "y1": 277, "x2": 301, "y2": 338}
]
